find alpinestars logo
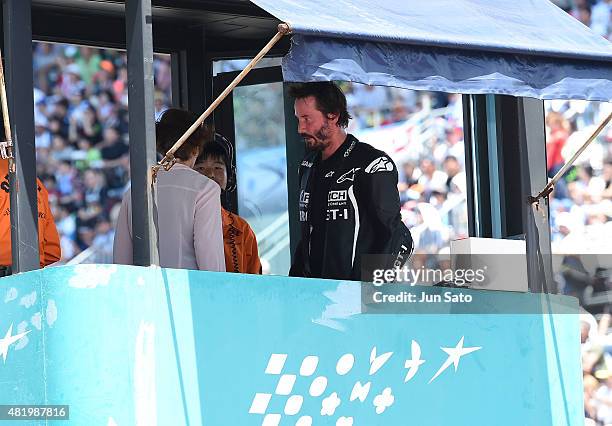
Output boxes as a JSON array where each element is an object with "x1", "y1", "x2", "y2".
[
  {"x1": 365, "y1": 157, "x2": 394, "y2": 174},
  {"x1": 337, "y1": 168, "x2": 360, "y2": 184}
]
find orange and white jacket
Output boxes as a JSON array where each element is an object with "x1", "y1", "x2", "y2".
[{"x1": 0, "y1": 159, "x2": 61, "y2": 267}]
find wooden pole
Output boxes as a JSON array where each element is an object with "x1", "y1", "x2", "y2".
[
  {"x1": 529, "y1": 111, "x2": 612, "y2": 204},
  {"x1": 0, "y1": 48, "x2": 15, "y2": 173},
  {"x1": 152, "y1": 22, "x2": 291, "y2": 180}
]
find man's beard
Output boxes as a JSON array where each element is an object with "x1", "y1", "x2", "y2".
[{"x1": 301, "y1": 123, "x2": 330, "y2": 152}]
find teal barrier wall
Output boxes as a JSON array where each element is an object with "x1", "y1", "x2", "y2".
[{"x1": 0, "y1": 265, "x2": 581, "y2": 425}]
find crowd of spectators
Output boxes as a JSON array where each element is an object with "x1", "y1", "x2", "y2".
[
  {"x1": 32, "y1": 42, "x2": 171, "y2": 263},
  {"x1": 547, "y1": 100, "x2": 612, "y2": 284},
  {"x1": 584, "y1": 311, "x2": 612, "y2": 425}
]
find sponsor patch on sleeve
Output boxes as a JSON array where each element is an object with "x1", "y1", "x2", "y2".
[{"x1": 365, "y1": 156, "x2": 394, "y2": 173}]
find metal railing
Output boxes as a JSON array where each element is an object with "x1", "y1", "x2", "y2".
[
  {"x1": 257, "y1": 211, "x2": 290, "y2": 265},
  {"x1": 66, "y1": 245, "x2": 113, "y2": 265}
]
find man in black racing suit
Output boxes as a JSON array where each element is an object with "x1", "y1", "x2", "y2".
[{"x1": 288, "y1": 82, "x2": 412, "y2": 281}]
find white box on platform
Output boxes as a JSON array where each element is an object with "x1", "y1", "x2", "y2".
[{"x1": 450, "y1": 237, "x2": 528, "y2": 292}]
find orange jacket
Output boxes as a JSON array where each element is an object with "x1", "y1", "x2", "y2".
[
  {"x1": 0, "y1": 160, "x2": 61, "y2": 267},
  {"x1": 222, "y1": 208, "x2": 261, "y2": 274}
]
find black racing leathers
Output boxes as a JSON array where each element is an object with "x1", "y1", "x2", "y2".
[{"x1": 290, "y1": 134, "x2": 408, "y2": 281}]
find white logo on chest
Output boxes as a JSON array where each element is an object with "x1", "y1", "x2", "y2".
[{"x1": 336, "y1": 168, "x2": 360, "y2": 184}]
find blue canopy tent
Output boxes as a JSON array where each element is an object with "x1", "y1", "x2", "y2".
[{"x1": 253, "y1": 0, "x2": 612, "y2": 100}]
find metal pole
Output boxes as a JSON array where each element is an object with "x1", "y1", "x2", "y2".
[
  {"x1": 125, "y1": 0, "x2": 159, "y2": 265},
  {"x1": 3, "y1": 0, "x2": 40, "y2": 272},
  {"x1": 283, "y1": 82, "x2": 304, "y2": 262},
  {"x1": 518, "y1": 97, "x2": 554, "y2": 293}
]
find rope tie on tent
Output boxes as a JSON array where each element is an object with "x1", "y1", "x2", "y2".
[
  {"x1": 528, "y1": 111, "x2": 612, "y2": 209},
  {"x1": 151, "y1": 22, "x2": 292, "y2": 183},
  {"x1": 0, "y1": 49, "x2": 15, "y2": 174}
]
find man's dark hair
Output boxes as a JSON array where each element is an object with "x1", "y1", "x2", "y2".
[
  {"x1": 155, "y1": 108, "x2": 212, "y2": 161},
  {"x1": 288, "y1": 82, "x2": 352, "y2": 128}
]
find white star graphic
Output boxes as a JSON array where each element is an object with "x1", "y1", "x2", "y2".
[
  {"x1": 0, "y1": 324, "x2": 30, "y2": 363},
  {"x1": 428, "y1": 336, "x2": 481, "y2": 383}
]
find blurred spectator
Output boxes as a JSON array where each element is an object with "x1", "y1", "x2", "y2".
[
  {"x1": 583, "y1": 311, "x2": 610, "y2": 375},
  {"x1": 400, "y1": 161, "x2": 418, "y2": 188},
  {"x1": 154, "y1": 90, "x2": 169, "y2": 120},
  {"x1": 546, "y1": 111, "x2": 570, "y2": 175},
  {"x1": 585, "y1": 373, "x2": 600, "y2": 423},
  {"x1": 434, "y1": 126, "x2": 464, "y2": 166},
  {"x1": 583, "y1": 319, "x2": 605, "y2": 377},
  {"x1": 561, "y1": 255, "x2": 593, "y2": 303},
  {"x1": 34, "y1": 116, "x2": 51, "y2": 149},
  {"x1": 571, "y1": 0, "x2": 590, "y2": 19},
  {"x1": 99, "y1": 127, "x2": 127, "y2": 163},
  {"x1": 594, "y1": 372, "x2": 612, "y2": 424},
  {"x1": 603, "y1": 158, "x2": 612, "y2": 200},
  {"x1": 443, "y1": 155, "x2": 461, "y2": 192},
  {"x1": 82, "y1": 169, "x2": 108, "y2": 208},
  {"x1": 591, "y1": 0, "x2": 612, "y2": 36},
  {"x1": 578, "y1": 4, "x2": 593, "y2": 26},
  {"x1": 75, "y1": 47, "x2": 101, "y2": 85},
  {"x1": 567, "y1": 0, "x2": 612, "y2": 40},
  {"x1": 418, "y1": 157, "x2": 448, "y2": 197},
  {"x1": 92, "y1": 217, "x2": 114, "y2": 254},
  {"x1": 582, "y1": 311, "x2": 612, "y2": 425}
]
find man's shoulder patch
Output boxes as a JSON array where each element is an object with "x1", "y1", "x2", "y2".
[{"x1": 365, "y1": 156, "x2": 394, "y2": 174}]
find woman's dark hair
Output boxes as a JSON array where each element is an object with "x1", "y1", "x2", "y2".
[
  {"x1": 155, "y1": 108, "x2": 212, "y2": 161},
  {"x1": 197, "y1": 141, "x2": 230, "y2": 168},
  {"x1": 288, "y1": 82, "x2": 352, "y2": 128}
]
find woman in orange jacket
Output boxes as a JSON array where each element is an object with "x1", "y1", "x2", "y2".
[
  {"x1": 194, "y1": 134, "x2": 262, "y2": 275},
  {"x1": 0, "y1": 159, "x2": 61, "y2": 270}
]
